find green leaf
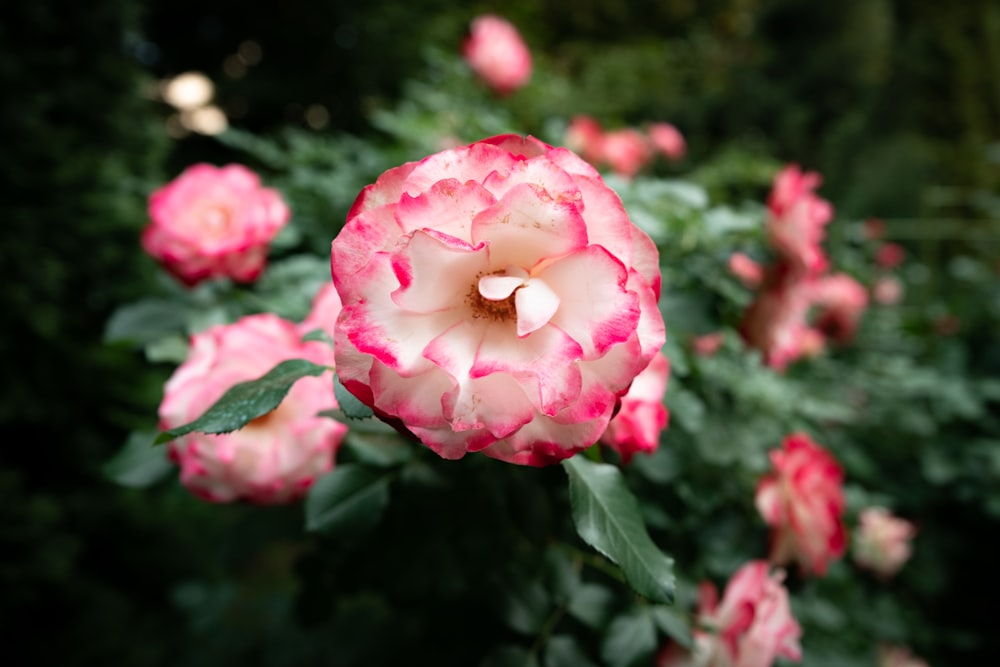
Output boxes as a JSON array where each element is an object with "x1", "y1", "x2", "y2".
[
  {"x1": 342, "y1": 432, "x2": 414, "y2": 467},
  {"x1": 334, "y1": 372, "x2": 375, "y2": 420},
  {"x1": 104, "y1": 298, "x2": 186, "y2": 345},
  {"x1": 601, "y1": 608, "x2": 658, "y2": 667},
  {"x1": 562, "y1": 456, "x2": 675, "y2": 604},
  {"x1": 488, "y1": 560, "x2": 552, "y2": 635},
  {"x1": 300, "y1": 328, "x2": 334, "y2": 345},
  {"x1": 544, "y1": 636, "x2": 598, "y2": 667},
  {"x1": 650, "y1": 605, "x2": 693, "y2": 649},
  {"x1": 566, "y1": 583, "x2": 616, "y2": 629},
  {"x1": 103, "y1": 430, "x2": 174, "y2": 488},
  {"x1": 154, "y1": 359, "x2": 328, "y2": 444},
  {"x1": 304, "y1": 464, "x2": 391, "y2": 537}
]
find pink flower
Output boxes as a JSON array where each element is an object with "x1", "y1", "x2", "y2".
[
  {"x1": 878, "y1": 645, "x2": 929, "y2": 667},
  {"x1": 564, "y1": 115, "x2": 606, "y2": 165},
  {"x1": 300, "y1": 281, "x2": 344, "y2": 339},
  {"x1": 330, "y1": 134, "x2": 665, "y2": 466},
  {"x1": 692, "y1": 332, "x2": 725, "y2": 357},
  {"x1": 462, "y1": 15, "x2": 532, "y2": 95},
  {"x1": 599, "y1": 128, "x2": 654, "y2": 179},
  {"x1": 766, "y1": 165, "x2": 833, "y2": 276},
  {"x1": 600, "y1": 351, "x2": 670, "y2": 463},
  {"x1": 648, "y1": 122, "x2": 686, "y2": 161},
  {"x1": 679, "y1": 561, "x2": 803, "y2": 667},
  {"x1": 875, "y1": 243, "x2": 906, "y2": 269},
  {"x1": 740, "y1": 276, "x2": 821, "y2": 371},
  {"x1": 729, "y1": 252, "x2": 765, "y2": 289},
  {"x1": 853, "y1": 507, "x2": 916, "y2": 578},
  {"x1": 160, "y1": 314, "x2": 346, "y2": 504},
  {"x1": 810, "y1": 273, "x2": 868, "y2": 343},
  {"x1": 873, "y1": 276, "x2": 903, "y2": 305},
  {"x1": 756, "y1": 433, "x2": 847, "y2": 576},
  {"x1": 142, "y1": 164, "x2": 290, "y2": 286}
]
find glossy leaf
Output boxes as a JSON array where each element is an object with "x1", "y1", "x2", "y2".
[{"x1": 304, "y1": 464, "x2": 391, "y2": 537}]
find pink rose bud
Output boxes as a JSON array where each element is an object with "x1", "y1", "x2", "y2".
[
  {"x1": 142, "y1": 164, "x2": 290, "y2": 286},
  {"x1": 462, "y1": 15, "x2": 533, "y2": 95},
  {"x1": 330, "y1": 134, "x2": 666, "y2": 466},
  {"x1": 648, "y1": 122, "x2": 686, "y2": 161},
  {"x1": 692, "y1": 331, "x2": 725, "y2": 357},
  {"x1": 600, "y1": 351, "x2": 670, "y2": 463},
  {"x1": 564, "y1": 115, "x2": 606, "y2": 165},
  {"x1": 875, "y1": 242, "x2": 906, "y2": 269},
  {"x1": 853, "y1": 507, "x2": 916, "y2": 578},
  {"x1": 689, "y1": 560, "x2": 803, "y2": 667},
  {"x1": 756, "y1": 433, "x2": 847, "y2": 576},
  {"x1": 599, "y1": 127, "x2": 654, "y2": 179},
  {"x1": 728, "y1": 252, "x2": 764, "y2": 289},
  {"x1": 160, "y1": 314, "x2": 346, "y2": 504},
  {"x1": 873, "y1": 275, "x2": 903, "y2": 306},
  {"x1": 810, "y1": 273, "x2": 868, "y2": 343},
  {"x1": 766, "y1": 165, "x2": 833, "y2": 277}
]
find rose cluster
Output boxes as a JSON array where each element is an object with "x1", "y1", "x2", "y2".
[{"x1": 564, "y1": 115, "x2": 686, "y2": 179}]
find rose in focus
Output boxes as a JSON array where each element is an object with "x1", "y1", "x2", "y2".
[
  {"x1": 330, "y1": 134, "x2": 665, "y2": 465},
  {"x1": 142, "y1": 164, "x2": 290, "y2": 286},
  {"x1": 160, "y1": 311, "x2": 346, "y2": 503},
  {"x1": 600, "y1": 351, "x2": 670, "y2": 463},
  {"x1": 853, "y1": 507, "x2": 916, "y2": 578},
  {"x1": 755, "y1": 432, "x2": 847, "y2": 576},
  {"x1": 462, "y1": 15, "x2": 532, "y2": 95}
]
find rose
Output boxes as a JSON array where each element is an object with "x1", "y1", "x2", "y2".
[
  {"x1": 160, "y1": 313, "x2": 346, "y2": 503},
  {"x1": 810, "y1": 273, "x2": 868, "y2": 343},
  {"x1": 599, "y1": 128, "x2": 654, "y2": 179},
  {"x1": 873, "y1": 275, "x2": 903, "y2": 305},
  {"x1": 330, "y1": 134, "x2": 665, "y2": 465},
  {"x1": 648, "y1": 122, "x2": 687, "y2": 161},
  {"x1": 728, "y1": 252, "x2": 764, "y2": 289},
  {"x1": 659, "y1": 561, "x2": 802, "y2": 667},
  {"x1": 755, "y1": 432, "x2": 847, "y2": 576},
  {"x1": 853, "y1": 507, "x2": 916, "y2": 578},
  {"x1": 766, "y1": 165, "x2": 832, "y2": 276},
  {"x1": 600, "y1": 351, "x2": 670, "y2": 463},
  {"x1": 462, "y1": 15, "x2": 532, "y2": 96},
  {"x1": 740, "y1": 276, "x2": 822, "y2": 371},
  {"x1": 875, "y1": 242, "x2": 906, "y2": 269},
  {"x1": 142, "y1": 163, "x2": 289, "y2": 286},
  {"x1": 564, "y1": 115, "x2": 606, "y2": 165}
]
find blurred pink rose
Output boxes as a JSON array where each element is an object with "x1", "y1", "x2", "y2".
[
  {"x1": 853, "y1": 507, "x2": 916, "y2": 578},
  {"x1": 462, "y1": 15, "x2": 532, "y2": 95},
  {"x1": 664, "y1": 561, "x2": 802, "y2": 667},
  {"x1": 300, "y1": 281, "x2": 344, "y2": 339},
  {"x1": 740, "y1": 276, "x2": 820, "y2": 371},
  {"x1": 875, "y1": 242, "x2": 906, "y2": 269},
  {"x1": 330, "y1": 134, "x2": 665, "y2": 466},
  {"x1": 729, "y1": 252, "x2": 765, "y2": 289},
  {"x1": 766, "y1": 165, "x2": 832, "y2": 276},
  {"x1": 692, "y1": 331, "x2": 725, "y2": 357},
  {"x1": 864, "y1": 218, "x2": 886, "y2": 241},
  {"x1": 878, "y1": 645, "x2": 929, "y2": 667},
  {"x1": 756, "y1": 433, "x2": 847, "y2": 576},
  {"x1": 600, "y1": 128, "x2": 654, "y2": 179},
  {"x1": 873, "y1": 275, "x2": 903, "y2": 305},
  {"x1": 143, "y1": 164, "x2": 290, "y2": 286},
  {"x1": 811, "y1": 273, "x2": 868, "y2": 343},
  {"x1": 600, "y1": 351, "x2": 670, "y2": 463},
  {"x1": 160, "y1": 314, "x2": 346, "y2": 504},
  {"x1": 648, "y1": 122, "x2": 686, "y2": 161},
  {"x1": 564, "y1": 115, "x2": 606, "y2": 165}
]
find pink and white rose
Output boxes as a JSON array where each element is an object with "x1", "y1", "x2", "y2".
[
  {"x1": 600, "y1": 351, "x2": 670, "y2": 463},
  {"x1": 740, "y1": 276, "x2": 821, "y2": 371},
  {"x1": 564, "y1": 115, "x2": 606, "y2": 165},
  {"x1": 160, "y1": 313, "x2": 346, "y2": 504},
  {"x1": 330, "y1": 134, "x2": 665, "y2": 466},
  {"x1": 600, "y1": 128, "x2": 654, "y2": 179},
  {"x1": 143, "y1": 163, "x2": 290, "y2": 286},
  {"x1": 728, "y1": 252, "x2": 764, "y2": 289},
  {"x1": 648, "y1": 122, "x2": 687, "y2": 161},
  {"x1": 853, "y1": 507, "x2": 916, "y2": 578},
  {"x1": 659, "y1": 561, "x2": 802, "y2": 667},
  {"x1": 462, "y1": 15, "x2": 532, "y2": 96},
  {"x1": 810, "y1": 273, "x2": 868, "y2": 343},
  {"x1": 873, "y1": 276, "x2": 903, "y2": 306},
  {"x1": 755, "y1": 432, "x2": 847, "y2": 576},
  {"x1": 766, "y1": 165, "x2": 832, "y2": 277}
]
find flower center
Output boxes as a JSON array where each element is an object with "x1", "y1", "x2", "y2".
[{"x1": 466, "y1": 271, "x2": 518, "y2": 322}]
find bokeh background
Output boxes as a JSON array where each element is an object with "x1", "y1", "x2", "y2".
[{"x1": 3, "y1": 0, "x2": 999, "y2": 664}]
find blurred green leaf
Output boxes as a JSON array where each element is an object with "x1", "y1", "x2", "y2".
[
  {"x1": 304, "y1": 464, "x2": 391, "y2": 537},
  {"x1": 563, "y1": 456, "x2": 675, "y2": 604},
  {"x1": 544, "y1": 635, "x2": 597, "y2": 667},
  {"x1": 154, "y1": 359, "x2": 328, "y2": 444},
  {"x1": 104, "y1": 298, "x2": 186, "y2": 345},
  {"x1": 334, "y1": 373, "x2": 376, "y2": 421},
  {"x1": 601, "y1": 607, "x2": 657, "y2": 667},
  {"x1": 650, "y1": 605, "x2": 693, "y2": 649},
  {"x1": 480, "y1": 645, "x2": 540, "y2": 667},
  {"x1": 102, "y1": 430, "x2": 173, "y2": 488},
  {"x1": 567, "y1": 583, "x2": 616, "y2": 630}
]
